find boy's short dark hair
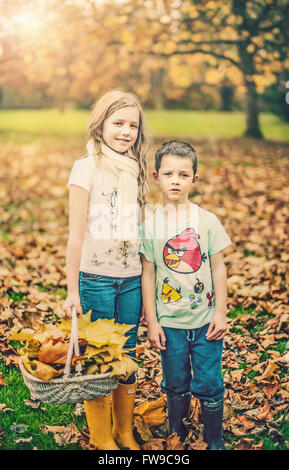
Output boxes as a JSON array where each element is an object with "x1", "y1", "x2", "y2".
[{"x1": 155, "y1": 140, "x2": 198, "y2": 175}]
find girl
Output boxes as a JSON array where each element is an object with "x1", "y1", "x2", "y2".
[{"x1": 63, "y1": 90, "x2": 149, "y2": 450}]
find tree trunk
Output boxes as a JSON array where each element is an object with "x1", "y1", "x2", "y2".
[
  {"x1": 220, "y1": 83, "x2": 234, "y2": 111},
  {"x1": 244, "y1": 79, "x2": 263, "y2": 138},
  {"x1": 237, "y1": 41, "x2": 263, "y2": 139},
  {"x1": 231, "y1": 0, "x2": 263, "y2": 138},
  {"x1": 150, "y1": 66, "x2": 165, "y2": 109}
]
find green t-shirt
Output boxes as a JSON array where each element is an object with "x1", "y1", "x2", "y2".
[{"x1": 139, "y1": 204, "x2": 232, "y2": 329}]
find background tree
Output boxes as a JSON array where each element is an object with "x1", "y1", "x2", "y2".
[
  {"x1": 1, "y1": 0, "x2": 288, "y2": 128},
  {"x1": 124, "y1": 0, "x2": 289, "y2": 138}
]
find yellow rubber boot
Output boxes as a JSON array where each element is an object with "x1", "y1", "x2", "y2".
[
  {"x1": 112, "y1": 382, "x2": 140, "y2": 450},
  {"x1": 84, "y1": 395, "x2": 119, "y2": 450}
]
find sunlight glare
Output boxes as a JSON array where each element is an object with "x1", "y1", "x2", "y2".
[{"x1": 12, "y1": 9, "x2": 46, "y2": 35}]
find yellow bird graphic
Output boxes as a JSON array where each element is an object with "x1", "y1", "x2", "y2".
[{"x1": 161, "y1": 280, "x2": 182, "y2": 304}]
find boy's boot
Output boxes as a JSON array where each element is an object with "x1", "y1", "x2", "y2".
[
  {"x1": 166, "y1": 394, "x2": 191, "y2": 442},
  {"x1": 112, "y1": 382, "x2": 140, "y2": 450},
  {"x1": 84, "y1": 395, "x2": 119, "y2": 450},
  {"x1": 201, "y1": 399, "x2": 225, "y2": 450}
]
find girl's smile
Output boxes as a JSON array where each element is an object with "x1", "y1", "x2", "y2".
[{"x1": 102, "y1": 106, "x2": 139, "y2": 154}]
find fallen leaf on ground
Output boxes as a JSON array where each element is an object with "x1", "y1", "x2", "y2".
[
  {"x1": 0, "y1": 373, "x2": 7, "y2": 386},
  {"x1": 166, "y1": 432, "x2": 184, "y2": 450},
  {"x1": 41, "y1": 425, "x2": 66, "y2": 434},
  {"x1": 23, "y1": 398, "x2": 41, "y2": 409},
  {"x1": 255, "y1": 362, "x2": 279, "y2": 383},
  {"x1": 0, "y1": 403, "x2": 14, "y2": 413},
  {"x1": 234, "y1": 438, "x2": 263, "y2": 450},
  {"x1": 141, "y1": 438, "x2": 165, "y2": 450},
  {"x1": 134, "y1": 395, "x2": 167, "y2": 426},
  {"x1": 188, "y1": 436, "x2": 208, "y2": 450},
  {"x1": 14, "y1": 437, "x2": 33, "y2": 444}
]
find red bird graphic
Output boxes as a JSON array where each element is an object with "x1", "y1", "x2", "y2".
[{"x1": 163, "y1": 228, "x2": 207, "y2": 274}]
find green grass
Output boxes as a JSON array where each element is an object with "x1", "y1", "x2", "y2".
[
  {"x1": 0, "y1": 359, "x2": 87, "y2": 450},
  {"x1": 0, "y1": 109, "x2": 288, "y2": 141},
  {"x1": 145, "y1": 110, "x2": 289, "y2": 141},
  {"x1": 227, "y1": 305, "x2": 256, "y2": 320}
]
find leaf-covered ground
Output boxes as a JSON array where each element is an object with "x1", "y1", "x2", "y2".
[{"x1": 0, "y1": 136, "x2": 288, "y2": 450}]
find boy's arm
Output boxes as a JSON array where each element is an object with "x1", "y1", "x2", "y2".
[
  {"x1": 206, "y1": 251, "x2": 228, "y2": 341},
  {"x1": 141, "y1": 255, "x2": 166, "y2": 350}
]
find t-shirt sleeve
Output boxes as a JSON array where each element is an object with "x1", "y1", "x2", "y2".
[
  {"x1": 208, "y1": 214, "x2": 232, "y2": 256},
  {"x1": 139, "y1": 220, "x2": 155, "y2": 263},
  {"x1": 67, "y1": 157, "x2": 95, "y2": 192}
]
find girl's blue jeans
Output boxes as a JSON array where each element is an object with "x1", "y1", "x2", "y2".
[
  {"x1": 79, "y1": 271, "x2": 142, "y2": 385},
  {"x1": 160, "y1": 323, "x2": 225, "y2": 406}
]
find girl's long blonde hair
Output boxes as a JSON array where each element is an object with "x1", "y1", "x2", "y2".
[{"x1": 88, "y1": 90, "x2": 149, "y2": 206}]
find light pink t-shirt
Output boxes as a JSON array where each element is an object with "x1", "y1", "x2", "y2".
[{"x1": 67, "y1": 155, "x2": 142, "y2": 278}]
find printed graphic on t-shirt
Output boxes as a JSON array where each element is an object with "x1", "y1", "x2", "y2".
[
  {"x1": 91, "y1": 254, "x2": 104, "y2": 266},
  {"x1": 189, "y1": 293, "x2": 203, "y2": 310},
  {"x1": 163, "y1": 228, "x2": 207, "y2": 274},
  {"x1": 102, "y1": 189, "x2": 118, "y2": 234},
  {"x1": 206, "y1": 290, "x2": 214, "y2": 307},
  {"x1": 193, "y1": 278, "x2": 204, "y2": 294},
  {"x1": 161, "y1": 278, "x2": 182, "y2": 304}
]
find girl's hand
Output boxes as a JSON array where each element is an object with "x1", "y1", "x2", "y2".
[
  {"x1": 140, "y1": 305, "x2": 145, "y2": 323},
  {"x1": 63, "y1": 293, "x2": 82, "y2": 317},
  {"x1": 147, "y1": 322, "x2": 166, "y2": 351},
  {"x1": 206, "y1": 312, "x2": 228, "y2": 341}
]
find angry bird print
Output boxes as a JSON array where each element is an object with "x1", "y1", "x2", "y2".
[
  {"x1": 206, "y1": 291, "x2": 214, "y2": 307},
  {"x1": 161, "y1": 279, "x2": 182, "y2": 304},
  {"x1": 163, "y1": 228, "x2": 207, "y2": 274}
]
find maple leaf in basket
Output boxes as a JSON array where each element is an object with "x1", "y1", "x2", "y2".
[
  {"x1": 22, "y1": 354, "x2": 64, "y2": 381},
  {"x1": 84, "y1": 344, "x2": 125, "y2": 362},
  {"x1": 59, "y1": 314, "x2": 134, "y2": 349},
  {"x1": 10, "y1": 324, "x2": 66, "y2": 345},
  {"x1": 109, "y1": 355, "x2": 138, "y2": 380},
  {"x1": 33, "y1": 324, "x2": 66, "y2": 343},
  {"x1": 38, "y1": 338, "x2": 69, "y2": 365}
]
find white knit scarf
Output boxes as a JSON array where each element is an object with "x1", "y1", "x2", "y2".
[{"x1": 87, "y1": 139, "x2": 140, "y2": 240}]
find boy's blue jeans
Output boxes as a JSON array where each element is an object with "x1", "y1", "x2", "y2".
[
  {"x1": 160, "y1": 323, "x2": 225, "y2": 406},
  {"x1": 78, "y1": 271, "x2": 142, "y2": 385}
]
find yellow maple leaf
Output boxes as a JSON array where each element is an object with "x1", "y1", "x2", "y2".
[
  {"x1": 9, "y1": 328, "x2": 36, "y2": 342},
  {"x1": 22, "y1": 354, "x2": 63, "y2": 381},
  {"x1": 109, "y1": 355, "x2": 138, "y2": 380},
  {"x1": 134, "y1": 395, "x2": 167, "y2": 426},
  {"x1": 33, "y1": 324, "x2": 66, "y2": 343},
  {"x1": 59, "y1": 314, "x2": 134, "y2": 349},
  {"x1": 84, "y1": 363, "x2": 101, "y2": 375}
]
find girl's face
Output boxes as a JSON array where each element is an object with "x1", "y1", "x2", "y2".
[{"x1": 102, "y1": 106, "x2": 140, "y2": 154}]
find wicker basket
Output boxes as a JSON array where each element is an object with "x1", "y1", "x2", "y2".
[{"x1": 18, "y1": 308, "x2": 119, "y2": 404}]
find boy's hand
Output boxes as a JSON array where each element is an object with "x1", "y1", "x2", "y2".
[
  {"x1": 206, "y1": 312, "x2": 228, "y2": 341},
  {"x1": 147, "y1": 322, "x2": 166, "y2": 350}
]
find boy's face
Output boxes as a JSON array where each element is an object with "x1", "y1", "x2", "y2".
[{"x1": 153, "y1": 154, "x2": 198, "y2": 205}]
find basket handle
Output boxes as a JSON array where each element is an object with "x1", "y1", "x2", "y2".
[{"x1": 63, "y1": 307, "x2": 82, "y2": 377}]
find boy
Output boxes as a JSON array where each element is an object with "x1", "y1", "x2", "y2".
[{"x1": 139, "y1": 140, "x2": 231, "y2": 450}]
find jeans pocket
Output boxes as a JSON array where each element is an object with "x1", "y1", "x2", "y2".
[{"x1": 80, "y1": 272, "x2": 103, "y2": 282}]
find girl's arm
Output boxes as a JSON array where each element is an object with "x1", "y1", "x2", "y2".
[
  {"x1": 63, "y1": 185, "x2": 89, "y2": 317},
  {"x1": 141, "y1": 255, "x2": 166, "y2": 350},
  {"x1": 206, "y1": 251, "x2": 228, "y2": 341}
]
